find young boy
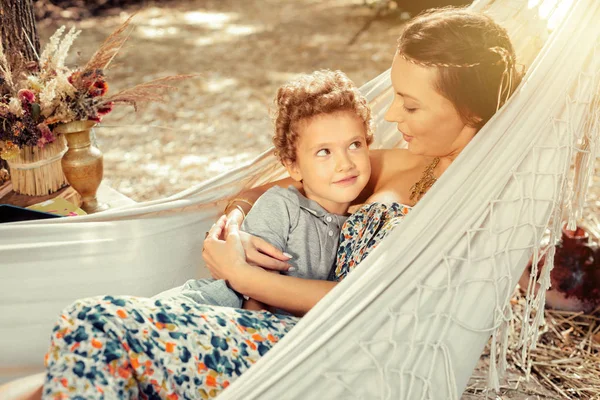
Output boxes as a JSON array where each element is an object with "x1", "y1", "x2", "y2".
[{"x1": 157, "y1": 69, "x2": 373, "y2": 311}]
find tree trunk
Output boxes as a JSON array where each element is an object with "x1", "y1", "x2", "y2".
[
  {"x1": 0, "y1": 0, "x2": 40, "y2": 66},
  {"x1": 0, "y1": 0, "x2": 39, "y2": 174}
]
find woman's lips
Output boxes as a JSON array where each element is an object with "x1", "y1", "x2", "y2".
[
  {"x1": 334, "y1": 176, "x2": 358, "y2": 186},
  {"x1": 402, "y1": 133, "x2": 414, "y2": 143}
]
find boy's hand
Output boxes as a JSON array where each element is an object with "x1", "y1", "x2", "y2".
[{"x1": 242, "y1": 298, "x2": 268, "y2": 311}]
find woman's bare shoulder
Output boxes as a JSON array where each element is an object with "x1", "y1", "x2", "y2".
[
  {"x1": 370, "y1": 148, "x2": 423, "y2": 172},
  {"x1": 359, "y1": 148, "x2": 425, "y2": 205}
]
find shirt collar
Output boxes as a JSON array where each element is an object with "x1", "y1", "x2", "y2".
[{"x1": 287, "y1": 186, "x2": 329, "y2": 218}]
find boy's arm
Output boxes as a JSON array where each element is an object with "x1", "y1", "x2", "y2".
[{"x1": 241, "y1": 188, "x2": 296, "y2": 254}]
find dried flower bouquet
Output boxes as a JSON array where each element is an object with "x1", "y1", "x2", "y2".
[{"x1": 0, "y1": 16, "x2": 190, "y2": 195}]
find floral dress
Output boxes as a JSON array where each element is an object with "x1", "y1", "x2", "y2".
[
  {"x1": 335, "y1": 202, "x2": 411, "y2": 281},
  {"x1": 42, "y1": 203, "x2": 409, "y2": 399}
]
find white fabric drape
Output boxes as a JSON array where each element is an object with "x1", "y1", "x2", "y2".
[{"x1": 1, "y1": 0, "x2": 599, "y2": 398}]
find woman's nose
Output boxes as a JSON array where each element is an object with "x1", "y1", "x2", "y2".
[{"x1": 385, "y1": 99, "x2": 404, "y2": 123}]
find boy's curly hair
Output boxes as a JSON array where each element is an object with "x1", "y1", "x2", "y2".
[{"x1": 272, "y1": 70, "x2": 373, "y2": 164}]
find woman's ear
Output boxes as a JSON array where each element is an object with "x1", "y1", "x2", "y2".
[{"x1": 284, "y1": 160, "x2": 302, "y2": 182}]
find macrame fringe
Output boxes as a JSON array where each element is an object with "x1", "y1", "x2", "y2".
[
  {"x1": 567, "y1": 90, "x2": 600, "y2": 229},
  {"x1": 487, "y1": 51, "x2": 600, "y2": 391}
]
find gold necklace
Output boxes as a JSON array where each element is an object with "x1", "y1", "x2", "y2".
[{"x1": 409, "y1": 157, "x2": 440, "y2": 203}]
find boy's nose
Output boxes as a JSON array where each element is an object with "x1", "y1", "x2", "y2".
[{"x1": 336, "y1": 153, "x2": 355, "y2": 172}]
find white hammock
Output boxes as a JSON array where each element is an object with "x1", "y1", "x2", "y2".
[{"x1": 1, "y1": 0, "x2": 599, "y2": 397}]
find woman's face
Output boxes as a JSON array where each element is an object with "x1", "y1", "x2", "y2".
[{"x1": 384, "y1": 53, "x2": 478, "y2": 159}]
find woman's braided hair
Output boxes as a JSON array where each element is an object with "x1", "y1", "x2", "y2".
[
  {"x1": 397, "y1": 8, "x2": 522, "y2": 129},
  {"x1": 272, "y1": 69, "x2": 373, "y2": 165}
]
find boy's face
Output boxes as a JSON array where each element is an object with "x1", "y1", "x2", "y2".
[{"x1": 286, "y1": 110, "x2": 371, "y2": 214}]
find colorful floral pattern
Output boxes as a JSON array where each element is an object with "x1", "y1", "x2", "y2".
[
  {"x1": 43, "y1": 202, "x2": 409, "y2": 399},
  {"x1": 43, "y1": 297, "x2": 297, "y2": 399},
  {"x1": 334, "y1": 202, "x2": 410, "y2": 281}
]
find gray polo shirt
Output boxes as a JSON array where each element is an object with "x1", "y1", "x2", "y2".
[{"x1": 242, "y1": 185, "x2": 348, "y2": 280}]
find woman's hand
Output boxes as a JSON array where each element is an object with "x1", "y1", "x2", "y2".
[
  {"x1": 237, "y1": 231, "x2": 293, "y2": 272},
  {"x1": 225, "y1": 207, "x2": 245, "y2": 234},
  {"x1": 226, "y1": 208, "x2": 292, "y2": 272},
  {"x1": 225, "y1": 207, "x2": 293, "y2": 272},
  {"x1": 202, "y1": 215, "x2": 291, "y2": 274},
  {"x1": 348, "y1": 203, "x2": 367, "y2": 214},
  {"x1": 202, "y1": 215, "x2": 248, "y2": 281}
]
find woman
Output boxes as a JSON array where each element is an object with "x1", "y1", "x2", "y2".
[{"x1": 37, "y1": 8, "x2": 520, "y2": 399}]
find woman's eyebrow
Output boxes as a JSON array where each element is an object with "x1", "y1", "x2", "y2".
[{"x1": 396, "y1": 91, "x2": 420, "y2": 103}]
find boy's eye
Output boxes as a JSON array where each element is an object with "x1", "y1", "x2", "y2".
[
  {"x1": 349, "y1": 141, "x2": 362, "y2": 150},
  {"x1": 316, "y1": 149, "x2": 330, "y2": 157}
]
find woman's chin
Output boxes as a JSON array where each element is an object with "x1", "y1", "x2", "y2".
[
  {"x1": 405, "y1": 143, "x2": 423, "y2": 155},
  {"x1": 405, "y1": 143, "x2": 440, "y2": 158}
]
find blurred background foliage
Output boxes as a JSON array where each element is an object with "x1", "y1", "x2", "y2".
[
  {"x1": 20, "y1": 0, "x2": 473, "y2": 202},
  {"x1": 33, "y1": 0, "x2": 471, "y2": 21}
]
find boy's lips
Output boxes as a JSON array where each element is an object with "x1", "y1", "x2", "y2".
[{"x1": 334, "y1": 175, "x2": 358, "y2": 185}]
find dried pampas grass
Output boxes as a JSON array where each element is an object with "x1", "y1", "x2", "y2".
[
  {"x1": 99, "y1": 74, "x2": 197, "y2": 112},
  {"x1": 81, "y1": 15, "x2": 134, "y2": 74},
  {"x1": 70, "y1": 15, "x2": 198, "y2": 116}
]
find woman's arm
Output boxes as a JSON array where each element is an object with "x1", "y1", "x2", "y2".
[
  {"x1": 203, "y1": 216, "x2": 337, "y2": 316},
  {"x1": 224, "y1": 177, "x2": 299, "y2": 221},
  {"x1": 231, "y1": 265, "x2": 337, "y2": 316},
  {"x1": 225, "y1": 148, "x2": 392, "y2": 219}
]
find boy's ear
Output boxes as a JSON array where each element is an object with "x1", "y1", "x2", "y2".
[{"x1": 284, "y1": 160, "x2": 302, "y2": 182}]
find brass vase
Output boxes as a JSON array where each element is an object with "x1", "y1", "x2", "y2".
[{"x1": 55, "y1": 121, "x2": 108, "y2": 213}]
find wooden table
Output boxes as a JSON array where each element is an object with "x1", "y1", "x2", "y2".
[{"x1": 0, "y1": 181, "x2": 135, "y2": 212}]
